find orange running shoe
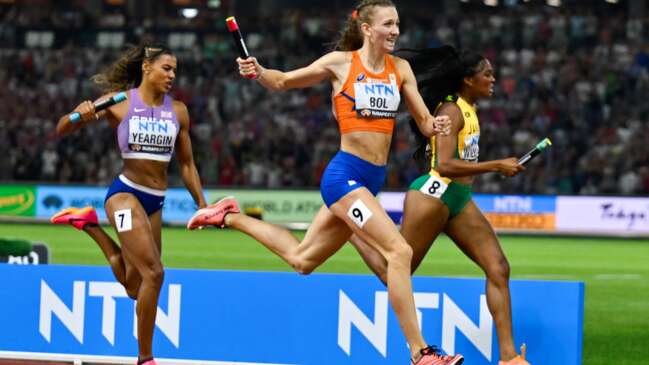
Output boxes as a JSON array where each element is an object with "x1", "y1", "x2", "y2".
[
  {"x1": 186, "y1": 196, "x2": 240, "y2": 230},
  {"x1": 50, "y1": 207, "x2": 98, "y2": 230},
  {"x1": 499, "y1": 344, "x2": 530, "y2": 365},
  {"x1": 412, "y1": 346, "x2": 464, "y2": 365}
]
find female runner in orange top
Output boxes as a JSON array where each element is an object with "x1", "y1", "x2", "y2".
[{"x1": 189, "y1": 2, "x2": 461, "y2": 364}]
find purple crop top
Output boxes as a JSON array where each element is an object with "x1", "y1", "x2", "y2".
[{"x1": 117, "y1": 88, "x2": 180, "y2": 162}]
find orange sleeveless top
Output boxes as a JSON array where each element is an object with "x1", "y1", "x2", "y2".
[{"x1": 333, "y1": 51, "x2": 402, "y2": 135}]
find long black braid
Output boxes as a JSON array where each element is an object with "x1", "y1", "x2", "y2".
[{"x1": 396, "y1": 46, "x2": 486, "y2": 169}]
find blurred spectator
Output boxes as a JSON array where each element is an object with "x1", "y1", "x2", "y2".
[{"x1": 0, "y1": 2, "x2": 647, "y2": 195}]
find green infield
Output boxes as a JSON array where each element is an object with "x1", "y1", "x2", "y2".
[{"x1": 0, "y1": 223, "x2": 647, "y2": 364}]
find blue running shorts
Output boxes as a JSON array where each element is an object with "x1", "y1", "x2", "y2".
[
  {"x1": 320, "y1": 151, "x2": 386, "y2": 207},
  {"x1": 105, "y1": 174, "x2": 166, "y2": 216}
]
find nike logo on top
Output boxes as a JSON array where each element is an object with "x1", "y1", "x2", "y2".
[
  {"x1": 134, "y1": 108, "x2": 146, "y2": 112},
  {"x1": 348, "y1": 180, "x2": 357, "y2": 186}
]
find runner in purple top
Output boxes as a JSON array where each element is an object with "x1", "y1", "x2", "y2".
[
  {"x1": 118, "y1": 88, "x2": 180, "y2": 162},
  {"x1": 51, "y1": 44, "x2": 206, "y2": 365}
]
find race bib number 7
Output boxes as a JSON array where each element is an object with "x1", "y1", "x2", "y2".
[
  {"x1": 114, "y1": 209, "x2": 133, "y2": 232},
  {"x1": 419, "y1": 175, "x2": 449, "y2": 199}
]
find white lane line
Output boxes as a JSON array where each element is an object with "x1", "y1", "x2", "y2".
[{"x1": 0, "y1": 351, "x2": 298, "y2": 365}]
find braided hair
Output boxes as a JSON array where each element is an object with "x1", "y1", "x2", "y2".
[{"x1": 397, "y1": 46, "x2": 486, "y2": 167}]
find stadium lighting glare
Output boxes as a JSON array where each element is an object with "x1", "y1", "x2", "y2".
[
  {"x1": 546, "y1": 0, "x2": 561, "y2": 6},
  {"x1": 181, "y1": 8, "x2": 199, "y2": 18},
  {"x1": 207, "y1": 0, "x2": 221, "y2": 7},
  {"x1": 484, "y1": 0, "x2": 498, "y2": 6},
  {"x1": 605, "y1": 0, "x2": 618, "y2": 3}
]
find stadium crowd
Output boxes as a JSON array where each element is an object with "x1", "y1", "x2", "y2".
[{"x1": 1, "y1": 2, "x2": 648, "y2": 195}]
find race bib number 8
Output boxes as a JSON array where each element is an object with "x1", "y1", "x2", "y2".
[{"x1": 420, "y1": 175, "x2": 449, "y2": 199}]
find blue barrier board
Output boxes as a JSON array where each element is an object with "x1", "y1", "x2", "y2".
[{"x1": 0, "y1": 264, "x2": 583, "y2": 364}]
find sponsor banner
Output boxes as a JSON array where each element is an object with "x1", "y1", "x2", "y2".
[
  {"x1": 378, "y1": 192, "x2": 406, "y2": 224},
  {"x1": 35, "y1": 185, "x2": 316, "y2": 225},
  {"x1": 161, "y1": 189, "x2": 205, "y2": 224},
  {"x1": 0, "y1": 264, "x2": 583, "y2": 365},
  {"x1": 28, "y1": 185, "x2": 649, "y2": 236},
  {"x1": 0, "y1": 185, "x2": 36, "y2": 216},
  {"x1": 475, "y1": 195, "x2": 556, "y2": 230},
  {"x1": 35, "y1": 186, "x2": 206, "y2": 224},
  {"x1": 483, "y1": 213, "x2": 555, "y2": 230},
  {"x1": 556, "y1": 196, "x2": 649, "y2": 234},
  {"x1": 473, "y1": 195, "x2": 556, "y2": 213},
  {"x1": 379, "y1": 192, "x2": 557, "y2": 231},
  {"x1": 207, "y1": 190, "x2": 323, "y2": 223},
  {"x1": 37, "y1": 186, "x2": 109, "y2": 220}
]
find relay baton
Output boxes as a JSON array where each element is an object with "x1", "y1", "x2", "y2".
[
  {"x1": 518, "y1": 137, "x2": 552, "y2": 165},
  {"x1": 226, "y1": 16, "x2": 250, "y2": 58},
  {"x1": 69, "y1": 91, "x2": 127, "y2": 123},
  {"x1": 226, "y1": 16, "x2": 258, "y2": 79}
]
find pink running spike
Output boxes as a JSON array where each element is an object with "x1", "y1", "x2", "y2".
[
  {"x1": 187, "y1": 196, "x2": 240, "y2": 230},
  {"x1": 50, "y1": 206, "x2": 98, "y2": 230},
  {"x1": 412, "y1": 346, "x2": 464, "y2": 365},
  {"x1": 138, "y1": 360, "x2": 158, "y2": 365}
]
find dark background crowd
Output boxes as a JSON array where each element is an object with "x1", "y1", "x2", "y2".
[{"x1": 1, "y1": 0, "x2": 648, "y2": 195}]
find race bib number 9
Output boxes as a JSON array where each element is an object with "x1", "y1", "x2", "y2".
[
  {"x1": 420, "y1": 175, "x2": 449, "y2": 199},
  {"x1": 348, "y1": 199, "x2": 373, "y2": 229}
]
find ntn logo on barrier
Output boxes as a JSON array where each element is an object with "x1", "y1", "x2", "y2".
[
  {"x1": 339, "y1": 290, "x2": 493, "y2": 361},
  {"x1": 477, "y1": 195, "x2": 556, "y2": 213},
  {"x1": 40, "y1": 281, "x2": 495, "y2": 361},
  {"x1": 0, "y1": 265, "x2": 583, "y2": 365},
  {"x1": 39, "y1": 280, "x2": 180, "y2": 347},
  {"x1": 493, "y1": 196, "x2": 533, "y2": 212}
]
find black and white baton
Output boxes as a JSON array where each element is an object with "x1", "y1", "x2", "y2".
[{"x1": 518, "y1": 138, "x2": 552, "y2": 165}]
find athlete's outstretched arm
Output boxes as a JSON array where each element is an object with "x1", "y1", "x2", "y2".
[
  {"x1": 236, "y1": 52, "x2": 345, "y2": 91},
  {"x1": 435, "y1": 103, "x2": 523, "y2": 178},
  {"x1": 174, "y1": 101, "x2": 207, "y2": 209},
  {"x1": 55, "y1": 92, "x2": 119, "y2": 136},
  {"x1": 396, "y1": 58, "x2": 450, "y2": 138}
]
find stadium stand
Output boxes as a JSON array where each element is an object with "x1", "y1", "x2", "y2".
[{"x1": 1, "y1": 1, "x2": 647, "y2": 195}]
